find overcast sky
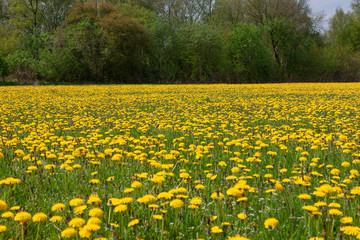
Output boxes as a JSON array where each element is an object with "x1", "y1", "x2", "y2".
[{"x1": 309, "y1": 0, "x2": 352, "y2": 29}]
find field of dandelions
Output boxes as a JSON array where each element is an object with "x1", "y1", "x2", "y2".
[{"x1": 1, "y1": 83, "x2": 360, "y2": 240}]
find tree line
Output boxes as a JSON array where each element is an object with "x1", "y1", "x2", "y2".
[{"x1": 0, "y1": 0, "x2": 360, "y2": 84}]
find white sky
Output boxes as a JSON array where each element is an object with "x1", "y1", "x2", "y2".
[{"x1": 309, "y1": 0, "x2": 352, "y2": 29}]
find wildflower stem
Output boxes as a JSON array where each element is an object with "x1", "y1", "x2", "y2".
[
  {"x1": 107, "y1": 206, "x2": 112, "y2": 225},
  {"x1": 330, "y1": 218, "x2": 335, "y2": 239},
  {"x1": 161, "y1": 218, "x2": 164, "y2": 240},
  {"x1": 35, "y1": 223, "x2": 40, "y2": 240},
  {"x1": 21, "y1": 225, "x2": 24, "y2": 240}
]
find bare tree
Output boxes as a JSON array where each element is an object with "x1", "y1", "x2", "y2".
[{"x1": 244, "y1": 0, "x2": 312, "y2": 33}]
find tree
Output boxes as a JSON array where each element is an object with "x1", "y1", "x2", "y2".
[
  {"x1": 328, "y1": 8, "x2": 351, "y2": 43},
  {"x1": 0, "y1": 56, "x2": 10, "y2": 81},
  {"x1": 0, "y1": 0, "x2": 8, "y2": 21},
  {"x1": 39, "y1": 20, "x2": 105, "y2": 83},
  {"x1": 230, "y1": 23, "x2": 272, "y2": 82},
  {"x1": 99, "y1": 11, "x2": 149, "y2": 83},
  {"x1": 212, "y1": 0, "x2": 245, "y2": 27},
  {"x1": 175, "y1": 24, "x2": 227, "y2": 82},
  {"x1": 39, "y1": 1, "x2": 150, "y2": 83},
  {"x1": 0, "y1": 25, "x2": 20, "y2": 57},
  {"x1": 244, "y1": 0, "x2": 313, "y2": 32},
  {"x1": 40, "y1": 0, "x2": 76, "y2": 32},
  {"x1": 6, "y1": 31, "x2": 50, "y2": 82},
  {"x1": 8, "y1": 0, "x2": 42, "y2": 34}
]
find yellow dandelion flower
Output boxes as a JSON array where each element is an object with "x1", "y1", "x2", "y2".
[
  {"x1": 227, "y1": 235, "x2": 250, "y2": 240},
  {"x1": 89, "y1": 208, "x2": 103, "y2": 217},
  {"x1": 211, "y1": 192, "x2": 225, "y2": 200},
  {"x1": 50, "y1": 216, "x2": 63, "y2": 223},
  {"x1": 69, "y1": 198, "x2": 84, "y2": 207},
  {"x1": 340, "y1": 217, "x2": 353, "y2": 224},
  {"x1": 314, "y1": 202, "x2": 326, "y2": 207},
  {"x1": 221, "y1": 222, "x2": 231, "y2": 226},
  {"x1": 190, "y1": 197, "x2": 202, "y2": 205},
  {"x1": 114, "y1": 205, "x2": 127, "y2": 213},
  {"x1": 0, "y1": 225, "x2": 6, "y2": 233},
  {"x1": 328, "y1": 203, "x2": 341, "y2": 208},
  {"x1": 131, "y1": 181, "x2": 142, "y2": 188},
  {"x1": 89, "y1": 179, "x2": 99, "y2": 184},
  {"x1": 227, "y1": 187, "x2": 244, "y2": 197},
  {"x1": 87, "y1": 217, "x2": 101, "y2": 225},
  {"x1": 52, "y1": 203, "x2": 66, "y2": 212},
  {"x1": 68, "y1": 218, "x2": 86, "y2": 228},
  {"x1": 32, "y1": 212, "x2": 48, "y2": 222},
  {"x1": 152, "y1": 215, "x2": 163, "y2": 220},
  {"x1": 0, "y1": 200, "x2": 8, "y2": 210},
  {"x1": 341, "y1": 226, "x2": 360, "y2": 236},
  {"x1": 110, "y1": 223, "x2": 119, "y2": 228},
  {"x1": 10, "y1": 206, "x2": 20, "y2": 211},
  {"x1": 14, "y1": 212, "x2": 31, "y2": 224},
  {"x1": 124, "y1": 188, "x2": 134, "y2": 193},
  {"x1": 87, "y1": 194, "x2": 102, "y2": 204},
  {"x1": 1, "y1": 211, "x2": 14, "y2": 218},
  {"x1": 128, "y1": 219, "x2": 139, "y2": 227},
  {"x1": 195, "y1": 184, "x2": 205, "y2": 189},
  {"x1": 188, "y1": 204, "x2": 199, "y2": 209},
  {"x1": 302, "y1": 205, "x2": 318, "y2": 212},
  {"x1": 211, "y1": 226, "x2": 223, "y2": 233},
  {"x1": 74, "y1": 205, "x2": 87, "y2": 215},
  {"x1": 264, "y1": 218, "x2": 279, "y2": 229},
  {"x1": 298, "y1": 194, "x2": 311, "y2": 200},
  {"x1": 329, "y1": 208, "x2": 343, "y2": 216},
  {"x1": 83, "y1": 223, "x2": 101, "y2": 231},
  {"x1": 170, "y1": 199, "x2": 184, "y2": 208},
  {"x1": 157, "y1": 192, "x2": 174, "y2": 199},
  {"x1": 79, "y1": 227, "x2": 92, "y2": 238}
]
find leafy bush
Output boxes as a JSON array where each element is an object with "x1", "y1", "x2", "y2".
[
  {"x1": 230, "y1": 23, "x2": 273, "y2": 82},
  {"x1": 0, "y1": 56, "x2": 10, "y2": 80}
]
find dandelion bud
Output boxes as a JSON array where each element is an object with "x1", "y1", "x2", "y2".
[{"x1": 322, "y1": 229, "x2": 326, "y2": 238}]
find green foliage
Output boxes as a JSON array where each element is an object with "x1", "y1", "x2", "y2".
[
  {"x1": 230, "y1": 23, "x2": 272, "y2": 82},
  {"x1": 6, "y1": 31, "x2": 50, "y2": 82},
  {"x1": 0, "y1": 56, "x2": 10, "y2": 80},
  {"x1": 175, "y1": 24, "x2": 228, "y2": 82},
  {"x1": 0, "y1": 25, "x2": 20, "y2": 57},
  {"x1": 39, "y1": 2, "x2": 150, "y2": 83},
  {"x1": 99, "y1": 12, "x2": 149, "y2": 83},
  {"x1": 38, "y1": 22, "x2": 101, "y2": 83},
  {"x1": 145, "y1": 17, "x2": 181, "y2": 82},
  {"x1": 3, "y1": 0, "x2": 360, "y2": 84},
  {"x1": 262, "y1": 18, "x2": 322, "y2": 81},
  {"x1": 116, "y1": 2, "x2": 157, "y2": 25}
]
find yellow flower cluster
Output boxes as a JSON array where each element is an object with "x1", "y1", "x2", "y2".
[{"x1": 0, "y1": 83, "x2": 360, "y2": 239}]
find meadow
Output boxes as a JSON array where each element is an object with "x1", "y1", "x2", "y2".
[{"x1": 0, "y1": 83, "x2": 360, "y2": 240}]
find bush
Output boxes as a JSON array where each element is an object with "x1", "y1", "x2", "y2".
[
  {"x1": 0, "y1": 56, "x2": 10, "y2": 80},
  {"x1": 230, "y1": 23, "x2": 273, "y2": 82}
]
